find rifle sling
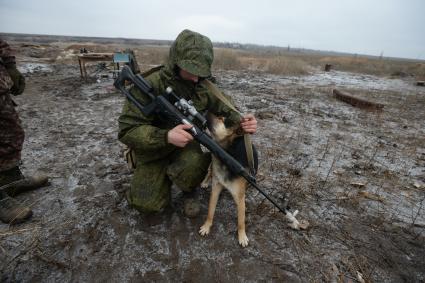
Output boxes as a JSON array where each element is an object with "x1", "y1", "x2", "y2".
[{"x1": 201, "y1": 79, "x2": 256, "y2": 175}]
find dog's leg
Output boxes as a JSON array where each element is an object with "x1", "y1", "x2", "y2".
[
  {"x1": 199, "y1": 178, "x2": 223, "y2": 236},
  {"x1": 200, "y1": 163, "x2": 212, "y2": 189},
  {"x1": 229, "y1": 180, "x2": 248, "y2": 247}
]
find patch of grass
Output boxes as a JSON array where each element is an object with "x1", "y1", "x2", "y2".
[
  {"x1": 317, "y1": 56, "x2": 425, "y2": 78},
  {"x1": 213, "y1": 48, "x2": 243, "y2": 70},
  {"x1": 134, "y1": 46, "x2": 169, "y2": 69},
  {"x1": 264, "y1": 56, "x2": 310, "y2": 75},
  {"x1": 213, "y1": 48, "x2": 310, "y2": 75},
  {"x1": 63, "y1": 42, "x2": 425, "y2": 79}
]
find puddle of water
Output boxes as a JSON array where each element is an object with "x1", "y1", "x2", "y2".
[{"x1": 19, "y1": 62, "x2": 53, "y2": 74}]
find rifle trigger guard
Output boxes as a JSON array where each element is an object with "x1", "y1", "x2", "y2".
[{"x1": 182, "y1": 119, "x2": 197, "y2": 135}]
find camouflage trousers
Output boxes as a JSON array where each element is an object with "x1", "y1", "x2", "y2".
[
  {"x1": 128, "y1": 141, "x2": 211, "y2": 213},
  {"x1": 0, "y1": 93, "x2": 24, "y2": 171}
]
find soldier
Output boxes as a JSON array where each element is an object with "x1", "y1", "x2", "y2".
[
  {"x1": 0, "y1": 39, "x2": 48, "y2": 224},
  {"x1": 118, "y1": 30, "x2": 257, "y2": 217}
]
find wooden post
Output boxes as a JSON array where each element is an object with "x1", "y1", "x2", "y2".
[
  {"x1": 78, "y1": 57, "x2": 83, "y2": 78},
  {"x1": 82, "y1": 60, "x2": 88, "y2": 81},
  {"x1": 325, "y1": 64, "x2": 332, "y2": 72}
]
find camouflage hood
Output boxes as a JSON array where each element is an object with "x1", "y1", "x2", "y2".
[{"x1": 166, "y1": 29, "x2": 214, "y2": 78}]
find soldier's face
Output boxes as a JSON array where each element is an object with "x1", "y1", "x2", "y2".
[{"x1": 179, "y1": 68, "x2": 199, "y2": 83}]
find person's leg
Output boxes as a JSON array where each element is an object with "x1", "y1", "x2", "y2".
[
  {"x1": 0, "y1": 93, "x2": 48, "y2": 195},
  {"x1": 127, "y1": 142, "x2": 211, "y2": 215},
  {"x1": 0, "y1": 93, "x2": 32, "y2": 224},
  {"x1": 167, "y1": 141, "x2": 211, "y2": 192},
  {"x1": 166, "y1": 142, "x2": 211, "y2": 217},
  {"x1": 0, "y1": 93, "x2": 24, "y2": 174},
  {"x1": 127, "y1": 158, "x2": 172, "y2": 213}
]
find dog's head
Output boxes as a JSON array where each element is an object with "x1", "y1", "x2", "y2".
[{"x1": 207, "y1": 112, "x2": 243, "y2": 147}]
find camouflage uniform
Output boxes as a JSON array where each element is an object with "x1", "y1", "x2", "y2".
[
  {"x1": 0, "y1": 39, "x2": 37, "y2": 224},
  {"x1": 118, "y1": 30, "x2": 240, "y2": 213},
  {"x1": 0, "y1": 39, "x2": 25, "y2": 172}
]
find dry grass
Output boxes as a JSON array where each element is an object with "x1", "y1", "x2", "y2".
[
  {"x1": 213, "y1": 48, "x2": 244, "y2": 70},
  {"x1": 317, "y1": 56, "x2": 425, "y2": 78},
  {"x1": 133, "y1": 46, "x2": 169, "y2": 70},
  {"x1": 264, "y1": 56, "x2": 311, "y2": 75},
  {"x1": 213, "y1": 48, "x2": 310, "y2": 75},
  {"x1": 62, "y1": 42, "x2": 425, "y2": 79},
  {"x1": 214, "y1": 48, "x2": 425, "y2": 78}
]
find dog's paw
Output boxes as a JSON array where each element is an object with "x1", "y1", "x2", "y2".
[
  {"x1": 200, "y1": 180, "x2": 209, "y2": 189},
  {"x1": 199, "y1": 223, "x2": 211, "y2": 236},
  {"x1": 238, "y1": 231, "x2": 249, "y2": 247}
]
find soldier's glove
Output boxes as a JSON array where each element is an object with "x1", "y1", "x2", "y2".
[{"x1": 7, "y1": 66, "x2": 26, "y2": 95}]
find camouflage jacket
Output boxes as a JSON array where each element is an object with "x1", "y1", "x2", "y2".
[
  {"x1": 0, "y1": 39, "x2": 15, "y2": 94},
  {"x1": 118, "y1": 30, "x2": 240, "y2": 163}
]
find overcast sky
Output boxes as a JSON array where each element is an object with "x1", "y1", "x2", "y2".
[{"x1": 1, "y1": 0, "x2": 424, "y2": 59}]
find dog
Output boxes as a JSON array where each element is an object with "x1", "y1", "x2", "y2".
[{"x1": 199, "y1": 112, "x2": 258, "y2": 247}]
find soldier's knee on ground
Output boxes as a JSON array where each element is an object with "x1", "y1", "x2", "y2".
[
  {"x1": 128, "y1": 160, "x2": 172, "y2": 213},
  {"x1": 126, "y1": 189, "x2": 169, "y2": 214}
]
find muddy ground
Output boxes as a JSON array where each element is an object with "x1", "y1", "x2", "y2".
[{"x1": 0, "y1": 40, "x2": 424, "y2": 282}]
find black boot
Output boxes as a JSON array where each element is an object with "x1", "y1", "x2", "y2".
[
  {"x1": 0, "y1": 167, "x2": 48, "y2": 197},
  {"x1": 0, "y1": 191, "x2": 32, "y2": 224}
]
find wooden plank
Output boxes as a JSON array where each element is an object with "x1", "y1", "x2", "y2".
[
  {"x1": 333, "y1": 89, "x2": 384, "y2": 110},
  {"x1": 78, "y1": 53, "x2": 113, "y2": 59}
]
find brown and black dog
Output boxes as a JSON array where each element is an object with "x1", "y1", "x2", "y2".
[{"x1": 199, "y1": 113, "x2": 258, "y2": 247}]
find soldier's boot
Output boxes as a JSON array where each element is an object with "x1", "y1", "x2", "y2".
[
  {"x1": 183, "y1": 190, "x2": 201, "y2": 218},
  {"x1": 0, "y1": 167, "x2": 49, "y2": 197},
  {"x1": 0, "y1": 191, "x2": 33, "y2": 224}
]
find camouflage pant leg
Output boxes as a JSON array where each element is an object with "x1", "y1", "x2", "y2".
[
  {"x1": 0, "y1": 93, "x2": 24, "y2": 171},
  {"x1": 128, "y1": 142, "x2": 211, "y2": 213},
  {"x1": 129, "y1": 157, "x2": 171, "y2": 213},
  {"x1": 167, "y1": 142, "x2": 211, "y2": 192}
]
